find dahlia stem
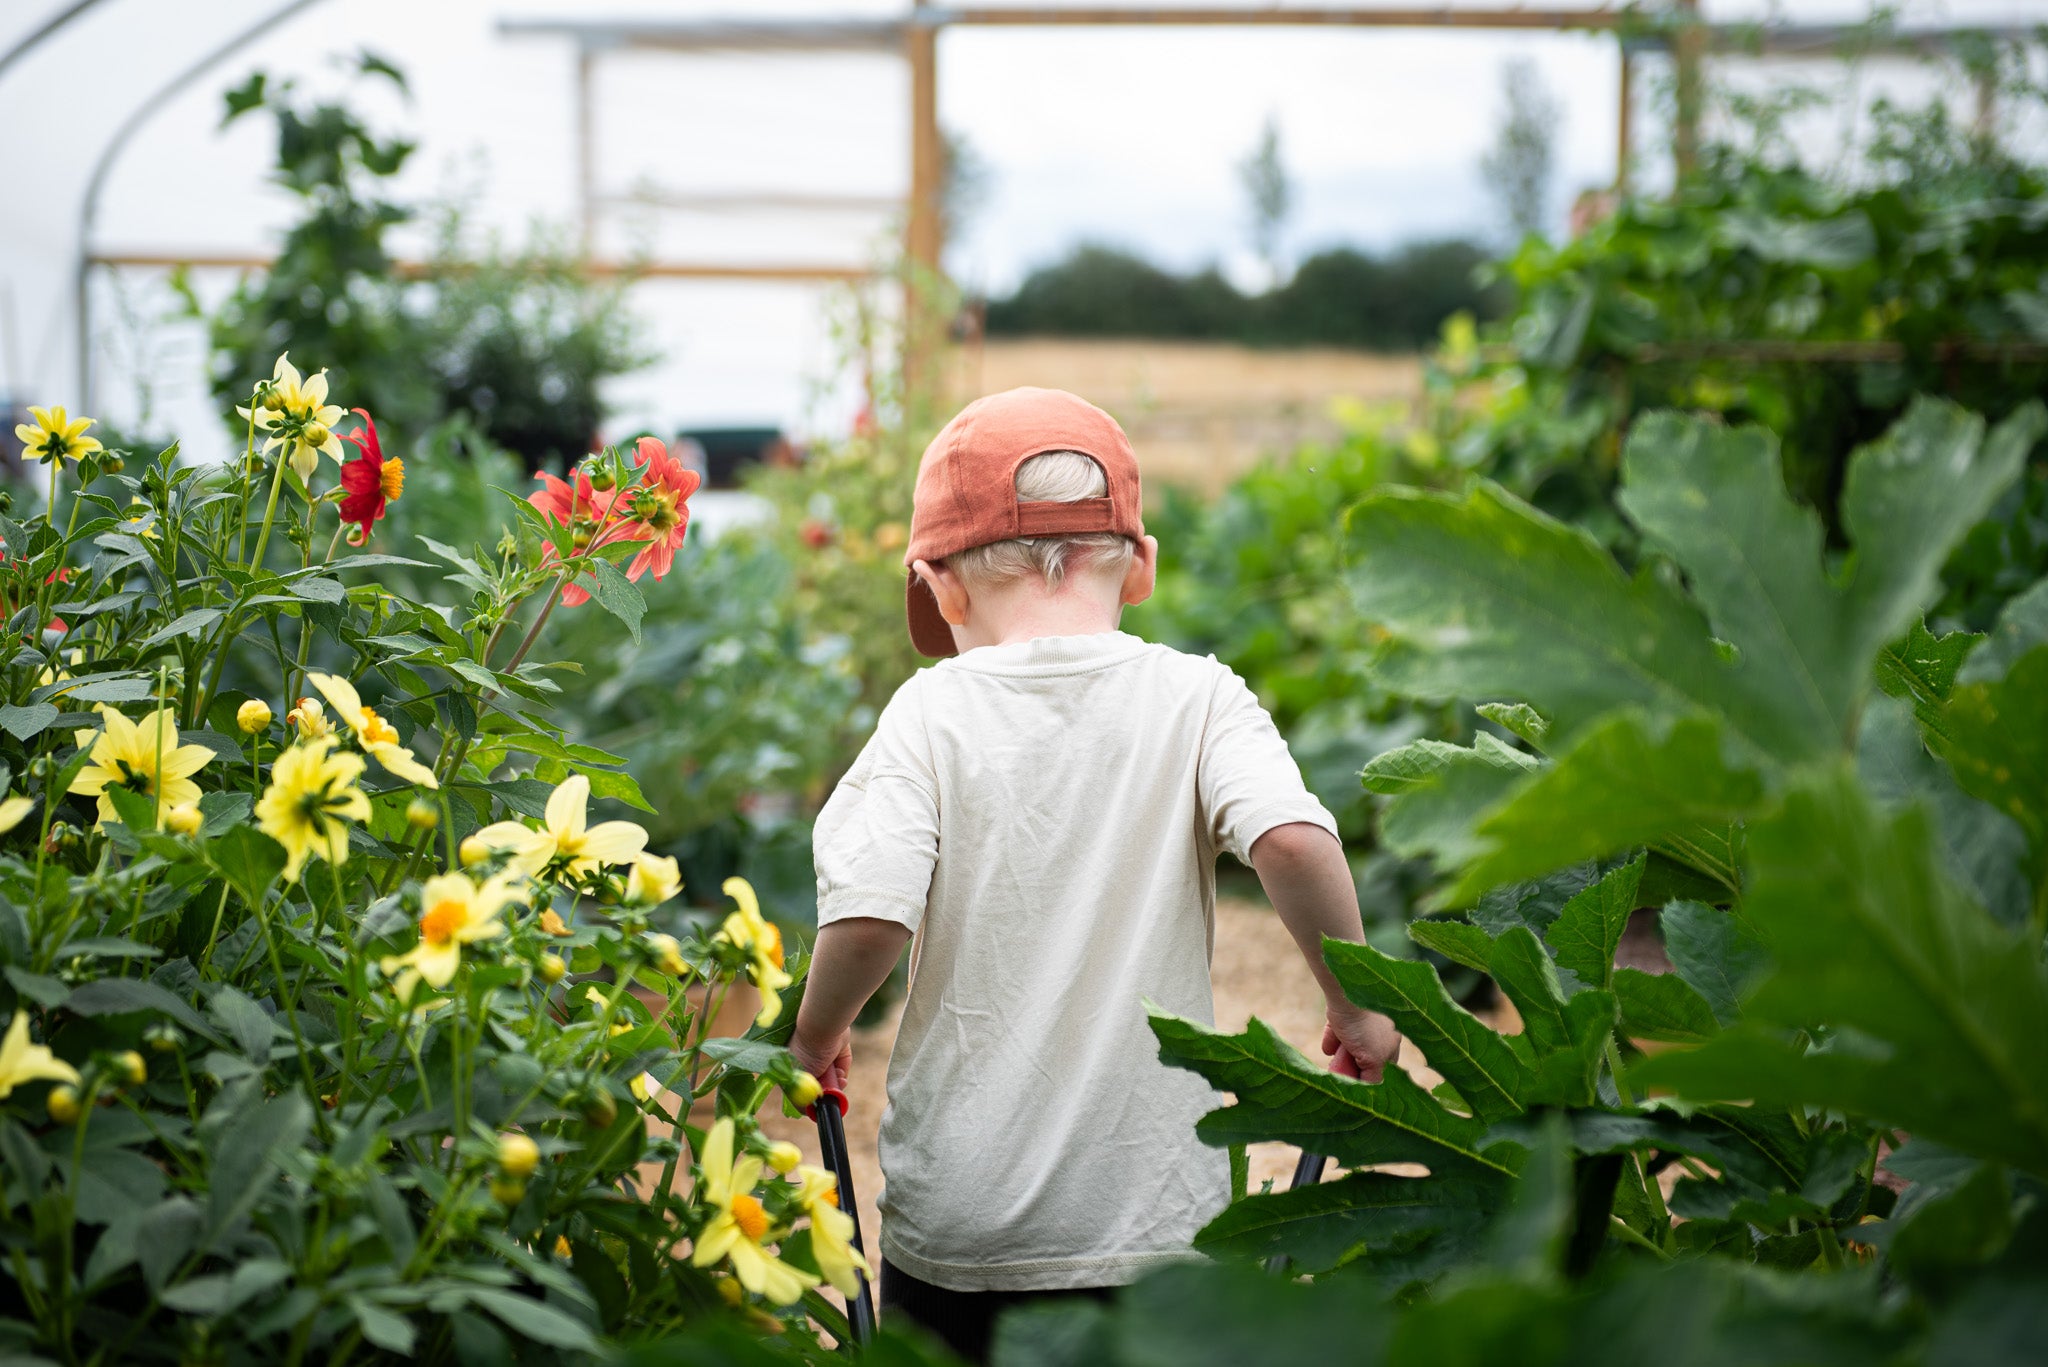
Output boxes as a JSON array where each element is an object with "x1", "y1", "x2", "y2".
[{"x1": 248, "y1": 451, "x2": 291, "y2": 572}]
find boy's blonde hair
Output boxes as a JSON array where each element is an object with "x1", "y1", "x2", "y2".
[{"x1": 948, "y1": 451, "x2": 1138, "y2": 592}]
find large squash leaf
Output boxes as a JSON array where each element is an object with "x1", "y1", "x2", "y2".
[
  {"x1": 1147, "y1": 1011, "x2": 1520, "y2": 1180},
  {"x1": 1633, "y1": 770, "x2": 2048, "y2": 1178}
]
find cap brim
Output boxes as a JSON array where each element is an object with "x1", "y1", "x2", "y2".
[{"x1": 905, "y1": 571, "x2": 958, "y2": 658}]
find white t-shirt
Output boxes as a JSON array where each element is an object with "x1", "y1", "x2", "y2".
[{"x1": 813, "y1": 630, "x2": 1337, "y2": 1291}]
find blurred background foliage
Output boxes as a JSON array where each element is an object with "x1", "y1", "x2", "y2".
[
  {"x1": 202, "y1": 56, "x2": 651, "y2": 475},
  {"x1": 182, "y1": 46, "x2": 2048, "y2": 964}
]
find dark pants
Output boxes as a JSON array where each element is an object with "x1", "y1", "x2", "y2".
[{"x1": 881, "y1": 1258, "x2": 1114, "y2": 1365}]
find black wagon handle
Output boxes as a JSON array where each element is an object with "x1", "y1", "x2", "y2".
[
  {"x1": 808, "y1": 1086, "x2": 877, "y2": 1347},
  {"x1": 1289, "y1": 1149, "x2": 1329, "y2": 1190}
]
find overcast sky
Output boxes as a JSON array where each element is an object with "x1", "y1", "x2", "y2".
[{"x1": 3, "y1": 0, "x2": 2043, "y2": 458}]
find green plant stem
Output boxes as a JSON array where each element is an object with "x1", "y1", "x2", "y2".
[
  {"x1": 248, "y1": 452, "x2": 291, "y2": 572},
  {"x1": 256, "y1": 890, "x2": 333, "y2": 1139},
  {"x1": 235, "y1": 415, "x2": 258, "y2": 560}
]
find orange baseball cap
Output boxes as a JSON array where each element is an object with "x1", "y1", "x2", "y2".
[{"x1": 904, "y1": 387, "x2": 1145, "y2": 657}]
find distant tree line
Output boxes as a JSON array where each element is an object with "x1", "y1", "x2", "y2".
[{"x1": 979, "y1": 242, "x2": 1510, "y2": 350}]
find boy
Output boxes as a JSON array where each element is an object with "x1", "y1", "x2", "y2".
[{"x1": 789, "y1": 387, "x2": 1399, "y2": 1362}]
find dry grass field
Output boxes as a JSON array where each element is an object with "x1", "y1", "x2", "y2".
[{"x1": 954, "y1": 338, "x2": 1425, "y2": 495}]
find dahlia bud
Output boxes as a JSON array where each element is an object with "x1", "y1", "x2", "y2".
[
  {"x1": 406, "y1": 798, "x2": 439, "y2": 831},
  {"x1": 143, "y1": 1022, "x2": 183, "y2": 1054},
  {"x1": 766, "y1": 1141, "x2": 803, "y2": 1175},
  {"x1": 101, "y1": 454, "x2": 125, "y2": 475},
  {"x1": 163, "y1": 804, "x2": 202, "y2": 837},
  {"x1": 47, "y1": 1085, "x2": 82, "y2": 1126},
  {"x1": 236, "y1": 699, "x2": 273, "y2": 734},
  {"x1": 624, "y1": 853, "x2": 682, "y2": 908},
  {"x1": 643, "y1": 932, "x2": 689, "y2": 980},
  {"x1": 537, "y1": 953, "x2": 567, "y2": 984},
  {"x1": 497, "y1": 1131, "x2": 541, "y2": 1179},
  {"x1": 459, "y1": 835, "x2": 490, "y2": 867},
  {"x1": 302, "y1": 422, "x2": 330, "y2": 450},
  {"x1": 489, "y1": 1175, "x2": 527, "y2": 1208},
  {"x1": 582, "y1": 1090, "x2": 618, "y2": 1128},
  {"x1": 787, "y1": 1072, "x2": 823, "y2": 1108},
  {"x1": 115, "y1": 1050, "x2": 147, "y2": 1085}
]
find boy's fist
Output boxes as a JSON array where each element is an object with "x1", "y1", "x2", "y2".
[
  {"x1": 790, "y1": 1028, "x2": 852, "y2": 1096},
  {"x1": 1322, "y1": 1007, "x2": 1399, "y2": 1083}
]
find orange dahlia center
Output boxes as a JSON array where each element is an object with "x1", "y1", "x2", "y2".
[
  {"x1": 380, "y1": 457, "x2": 405, "y2": 502},
  {"x1": 358, "y1": 708, "x2": 399, "y2": 747},
  {"x1": 731, "y1": 1193, "x2": 769, "y2": 1241},
  {"x1": 420, "y1": 900, "x2": 466, "y2": 946}
]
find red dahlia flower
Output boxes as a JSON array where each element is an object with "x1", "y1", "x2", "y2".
[
  {"x1": 617, "y1": 436, "x2": 700, "y2": 584},
  {"x1": 338, "y1": 409, "x2": 404, "y2": 543}
]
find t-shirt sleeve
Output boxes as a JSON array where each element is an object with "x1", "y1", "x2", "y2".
[
  {"x1": 814, "y1": 678, "x2": 940, "y2": 932},
  {"x1": 1198, "y1": 663, "x2": 1339, "y2": 866}
]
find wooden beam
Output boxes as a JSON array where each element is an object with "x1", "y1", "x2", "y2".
[
  {"x1": 903, "y1": 11, "x2": 945, "y2": 393},
  {"x1": 594, "y1": 190, "x2": 902, "y2": 215},
  {"x1": 86, "y1": 253, "x2": 872, "y2": 283},
  {"x1": 1672, "y1": 0, "x2": 1703, "y2": 181},
  {"x1": 1615, "y1": 49, "x2": 1632, "y2": 192},
  {"x1": 937, "y1": 6, "x2": 1625, "y2": 31}
]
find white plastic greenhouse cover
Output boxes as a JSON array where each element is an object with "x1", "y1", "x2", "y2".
[{"x1": 2, "y1": 0, "x2": 2043, "y2": 466}]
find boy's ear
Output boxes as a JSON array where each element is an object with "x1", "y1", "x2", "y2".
[
  {"x1": 912, "y1": 558, "x2": 971, "y2": 626},
  {"x1": 1120, "y1": 536, "x2": 1159, "y2": 608}
]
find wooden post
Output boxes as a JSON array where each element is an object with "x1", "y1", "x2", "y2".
[
  {"x1": 1672, "y1": 0, "x2": 1703, "y2": 182},
  {"x1": 904, "y1": 5, "x2": 945, "y2": 394},
  {"x1": 1614, "y1": 48, "x2": 1632, "y2": 191},
  {"x1": 576, "y1": 45, "x2": 597, "y2": 252}
]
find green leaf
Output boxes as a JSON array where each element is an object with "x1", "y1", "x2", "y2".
[
  {"x1": 1476, "y1": 701, "x2": 1549, "y2": 745},
  {"x1": 1958, "y1": 576, "x2": 2048, "y2": 686},
  {"x1": 580, "y1": 765, "x2": 654, "y2": 814},
  {"x1": 64, "y1": 978, "x2": 211, "y2": 1037},
  {"x1": 208, "y1": 827, "x2": 285, "y2": 909},
  {"x1": 1875, "y1": 620, "x2": 1979, "y2": 743},
  {"x1": 1613, "y1": 969, "x2": 1720, "y2": 1043},
  {"x1": 207, "y1": 986, "x2": 280, "y2": 1063},
  {"x1": 1193, "y1": 1170, "x2": 1497, "y2": 1274},
  {"x1": 1543, "y1": 857, "x2": 1644, "y2": 992},
  {"x1": 1858, "y1": 696, "x2": 2030, "y2": 928},
  {"x1": 1407, "y1": 919, "x2": 1495, "y2": 973},
  {"x1": 139, "y1": 607, "x2": 224, "y2": 650},
  {"x1": 1633, "y1": 770, "x2": 2048, "y2": 1177},
  {"x1": 1345, "y1": 481, "x2": 1735, "y2": 750},
  {"x1": 347, "y1": 1295, "x2": 418, "y2": 1355},
  {"x1": 587, "y1": 558, "x2": 645, "y2": 645},
  {"x1": 1324, "y1": 940, "x2": 1529, "y2": 1123},
  {"x1": 1658, "y1": 901, "x2": 1766, "y2": 1027},
  {"x1": 1363, "y1": 733, "x2": 1538, "y2": 866},
  {"x1": 204, "y1": 1091, "x2": 312, "y2": 1243},
  {"x1": 0, "y1": 702, "x2": 60, "y2": 740},
  {"x1": 1484, "y1": 927, "x2": 1575, "y2": 1054},
  {"x1": 1148, "y1": 1011, "x2": 1519, "y2": 1179},
  {"x1": 1456, "y1": 713, "x2": 1754, "y2": 897},
  {"x1": 464, "y1": 1288, "x2": 598, "y2": 1351},
  {"x1": 1936, "y1": 646, "x2": 2048, "y2": 857},
  {"x1": 104, "y1": 783, "x2": 159, "y2": 833}
]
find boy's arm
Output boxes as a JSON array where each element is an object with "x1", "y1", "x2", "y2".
[
  {"x1": 1250, "y1": 822, "x2": 1400, "y2": 1081},
  {"x1": 789, "y1": 917, "x2": 913, "y2": 1093}
]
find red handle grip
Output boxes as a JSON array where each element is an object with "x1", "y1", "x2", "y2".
[{"x1": 803, "y1": 1086, "x2": 848, "y2": 1120}]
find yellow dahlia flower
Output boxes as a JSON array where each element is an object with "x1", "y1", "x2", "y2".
[
  {"x1": 795, "y1": 1164, "x2": 871, "y2": 1298},
  {"x1": 68, "y1": 706, "x2": 214, "y2": 828},
  {"x1": 254, "y1": 736, "x2": 371, "y2": 882},
  {"x1": 305, "y1": 672, "x2": 438, "y2": 788},
  {"x1": 237, "y1": 352, "x2": 345, "y2": 481},
  {"x1": 469, "y1": 774, "x2": 646, "y2": 882},
  {"x1": 14, "y1": 406, "x2": 102, "y2": 466},
  {"x1": 0, "y1": 1011, "x2": 79, "y2": 1099},
  {"x1": 690, "y1": 1118, "x2": 817, "y2": 1306},
  {"x1": 715, "y1": 877, "x2": 792, "y2": 1028},
  {"x1": 380, "y1": 869, "x2": 526, "y2": 999}
]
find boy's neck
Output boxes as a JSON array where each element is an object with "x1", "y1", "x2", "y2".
[{"x1": 954, "y1": 576, "x2": 1125, "y2": 652}]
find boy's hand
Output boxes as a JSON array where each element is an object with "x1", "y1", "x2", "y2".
[
  {"x1": 1322, "y1": 1006, "x2": 1399, "y2": 1083},
  {"x1": 790, "y1": 1028, "x2": 852, "y2": 1096}
]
